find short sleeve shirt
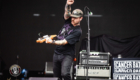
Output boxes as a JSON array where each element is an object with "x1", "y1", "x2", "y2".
[{"x1": 54, "y1": 17, "x2": 82, "y2": 57}]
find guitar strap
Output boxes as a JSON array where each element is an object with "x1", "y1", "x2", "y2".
[{"x1": 55, "y1": 26, "x2": 78, "y2": 40}]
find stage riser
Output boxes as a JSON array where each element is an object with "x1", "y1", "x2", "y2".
[{"x1": 29, "y1": 77, "x2": 59, "y2": 80}]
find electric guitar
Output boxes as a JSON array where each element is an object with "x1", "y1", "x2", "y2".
[{"x1": 36, "y1": 32, "x2": 57, "y2": 43}]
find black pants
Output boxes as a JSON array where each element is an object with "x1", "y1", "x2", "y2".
[{"x1": 53, "y1": 53, "x2": 73, "y2": 80}]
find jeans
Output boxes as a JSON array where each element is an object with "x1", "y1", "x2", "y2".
[{"x1": 53, "y1": 53, "x2": 73, "y2": 80}]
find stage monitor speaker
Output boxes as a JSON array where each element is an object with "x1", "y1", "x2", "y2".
[
  {"x1": 29, "y1": 77, "x2": 59, "y2": 80},
  {"x1": 44, "y1": 62, "x2": 74, "y2": 79},
  {"x1": 45, "y1": 62, "x2": 53, "y2": 74}
]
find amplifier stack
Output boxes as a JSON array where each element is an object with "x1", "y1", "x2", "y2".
[
  {"x1": 79, "y1": 51, "x2": 110, "y2": 66},
  {"x1": 75, "y1": 50, "x2": 111, "y2": 79}
]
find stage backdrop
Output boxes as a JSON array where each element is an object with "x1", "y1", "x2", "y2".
[
  {"x1": 1, "y1": 0, "x2": 140, "y2": 71},
  {"x1": 79, "y1": 34, "x2": 140, "y2": 58}
]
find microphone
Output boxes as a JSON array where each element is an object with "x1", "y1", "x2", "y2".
[{"x1": 85, "y1": 6, "x2": 93, "y2": 15}]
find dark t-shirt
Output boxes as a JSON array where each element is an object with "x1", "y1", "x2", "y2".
[{"x1": 54, "y1": 17, "x2": 82, "y2": 57}]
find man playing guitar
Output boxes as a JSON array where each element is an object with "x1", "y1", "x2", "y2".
[{"x1": 46, "y1": 0, "x2": 83, "y2": 80}]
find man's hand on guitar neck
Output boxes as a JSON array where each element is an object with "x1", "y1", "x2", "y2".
[{"x1": 45, "y1": 38, "x2": 53, "y2": 44}]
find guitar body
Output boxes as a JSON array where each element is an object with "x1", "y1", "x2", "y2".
[{"x1": 36, "y1": 35, "x2": 57, "y2": 43}]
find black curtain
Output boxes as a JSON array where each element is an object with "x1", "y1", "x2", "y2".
[{"x1": 79, "y1": 34, "x2": 140, "y2": 58}]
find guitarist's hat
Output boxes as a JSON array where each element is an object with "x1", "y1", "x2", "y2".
[{"x1": 70, "y1": 9, "x2": 83, "y2": 18}]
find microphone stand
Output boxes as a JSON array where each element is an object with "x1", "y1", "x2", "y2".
[
  {"x1": 16, "y1": 55, "x2": 19, "y2": 65},
  {"x1": 86, "y1": 11, "x2": 90, "y2": 80}
]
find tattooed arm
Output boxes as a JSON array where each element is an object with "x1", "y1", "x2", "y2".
[
  {"x1": 64, "y1": 0, "x2": 74, "y2": 20},
  {"x1": 52, "y1": 39, "x2": 68, "y2": 45},
  {"x1": 46, "y1": 39, "x2": 68, "y2": 45}
]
